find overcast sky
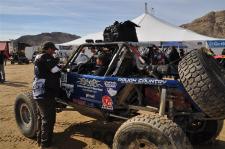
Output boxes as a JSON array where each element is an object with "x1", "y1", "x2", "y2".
[{"x1": 0, "y1": 0, "x2": 224, "y2": 41}]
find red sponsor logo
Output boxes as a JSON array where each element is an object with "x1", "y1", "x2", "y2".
[{"x1": 102, "y1": 96, "x2": 113, "y2": 110}]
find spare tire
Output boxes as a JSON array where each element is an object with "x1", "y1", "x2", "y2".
[
  {"x1": 178, "y1": 48, "x2": 225, "y2": 119},
  {"x1": 14, "y1": 92, "x2": 38, "y2": 138}
]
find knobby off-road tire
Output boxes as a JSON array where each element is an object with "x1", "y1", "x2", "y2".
[
  {"x1": 113, "y1": 114, "x2": 192, "y2": 149},
  {"x1": 179, "y1": 49, "x2": 225, "y2": 119},
  {"x1": 14, "y1": 92, "x2": 38, "y2": 138}
]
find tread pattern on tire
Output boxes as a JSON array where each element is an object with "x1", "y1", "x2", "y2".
[
  {"x1": 15, "y1": 91, "x2": 38, "y2": 138},
  {"x1": 113, "y1": 114, "x2": 192, "y2": 149},
  {"x1": 178, "y1": 49, "x2": 225, "y2": 118}
]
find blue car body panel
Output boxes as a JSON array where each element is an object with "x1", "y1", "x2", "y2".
[{"x1": 61, "y1": 72, "x2": 197, "y2": 111}]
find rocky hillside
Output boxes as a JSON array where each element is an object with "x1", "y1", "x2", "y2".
[
  {"x1": 181, "y1": 10, "x2": 225, "y2": 38},
  {"x1": 14, "y1": 32, "x2": 80, "y2": 46}
]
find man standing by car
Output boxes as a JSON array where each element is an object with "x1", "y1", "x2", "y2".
[{"x1": 33, "y1": 42, "x2": 61, "y2": 149}]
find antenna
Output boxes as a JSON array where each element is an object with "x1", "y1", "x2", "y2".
[
  {"x1": 145, "y1": 2, "x2": 149, "y2": 14},
  {"x1": 151, "y1": 7, "x2": 155, "y2": 15}
]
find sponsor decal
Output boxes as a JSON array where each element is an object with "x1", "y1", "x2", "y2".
[
  {"x1": 104, "y1": 81, "x2": 117, "y2": 88},
  {"x1": 33, "y1": 79, "x2": 45, "y2": 98},
  {"x1": 77, "y1": 78, "x2": 103, "y2": 92},
  {"x1": 107, "y1": 88, "x2": 117, "y2": 96},
  {"x1": 118, "y1": 78, "x2": 167, "y2": 85},
  {"x1": 77, "y1": 78, "x2": 102, "y2": 88},
  {"x1": 86, "y1": 94, "x2": 95, "y2": 99},
  {"x1": 207, "y1": 40, "x2": 225, "y2": 48},
  {"x1": 118, "y1": 78, "x2": 137, "y2": 84},
  {"x1": 102, "y1": 96, "x2": 113, "y2": 110}
]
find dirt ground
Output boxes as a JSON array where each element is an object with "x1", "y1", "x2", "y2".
[{"x1": 1, "y1": 63, "x2": 225, "y2": 149}]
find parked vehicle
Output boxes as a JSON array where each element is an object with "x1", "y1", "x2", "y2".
[
  {"x1": 10, "y1": 52, "x2": 29, "y2": 64},
  {"x1": 15, "y1": 42, "x2": 225, "y2": 148}
]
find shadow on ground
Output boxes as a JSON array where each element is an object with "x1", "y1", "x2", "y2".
[
  {"x1": 54, "y1": 120, "x2": 121, "y2": 149},
  {"x1": 193, "y1": 140, "x2": 225, "y2": 149},
  {"x1": 53, "y1": 120, "x2": 225, "y2": 149},
  {"x1": 0, "y1": 81, "x2": 29, "y2": 87}
]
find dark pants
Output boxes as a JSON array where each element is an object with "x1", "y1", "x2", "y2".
[
  {"x1": 36, "y1": 98, "x2": 56, "y2": 147},
  {"x1": 0, "y1": 64, "x2": 5, "y2": 81}
]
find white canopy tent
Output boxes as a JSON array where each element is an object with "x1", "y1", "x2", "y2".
[
  {"x1": 60, "y1": 11, "x2": 225, "y2": 54},
  {"x1": 61, "y1": 31, "x2": 103, "y2": 46},
  {"x1": 133, "y1": 13, "x2": 218, "y2": 42}
]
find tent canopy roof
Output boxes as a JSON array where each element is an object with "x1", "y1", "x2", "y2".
[{"x1": 61, "y1": 12, "x2": 223, "y2": 46}]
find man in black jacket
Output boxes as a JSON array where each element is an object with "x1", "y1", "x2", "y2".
[{"x1": 33, "y1": 42, "x2": 60, "y2": 149}]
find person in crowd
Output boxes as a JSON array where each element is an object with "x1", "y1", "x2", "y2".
[
  {"x1": 179, "y1": 49, "x2": 185, "y2": 58},
  {"x1": 33, "y1": 41, "x2": 61, "y2": 149},
  {"x1": 4, "y1": 51, "x2": 9, "y2": 66},
  {"x1": 0, "y1": 51, "x2": 6, "y2": 82},
  {"x1": 75, "y1": 48, "x2": 89, "y2": 65},
  {"x1": 168, "y1": 46, "x2": 180, "y2": 65},
  {"x1": 222, "y1": 48, "x2": 225, "y2": 55},
  {"x1": 91, "y1": 46, "x2": 97, "y2": 55},
  {"x1": 145, "y1": 45, "x2": 166, "y2": 65},
  {"x1": 94, "y1": 53, "x2": 110, "y2": 76},
  {"x1": 153, "y1": 45, "x2": 166, "y2": 65}
]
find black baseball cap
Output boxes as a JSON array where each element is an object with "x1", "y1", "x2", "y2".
[{"x1": 42, "y1": 41, "x2": 58, "y2": 51}]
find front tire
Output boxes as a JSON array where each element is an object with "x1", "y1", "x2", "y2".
[
  {"x1": 14, "y1": 92, "x2": 38, "y2": 138},
  {"x1": 113, "y1": 114, "x2": 192, "y2": 149}
]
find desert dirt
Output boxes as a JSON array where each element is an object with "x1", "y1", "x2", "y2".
[{"x1": 1, "y1": 63, "x2": 225, "y2": 149}]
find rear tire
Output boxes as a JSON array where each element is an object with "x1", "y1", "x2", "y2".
[
  {"x1": 14, "y1": 92, "x2": 38, "y2": 138},
  {"x1": 186, "y1": 120, "x2": 223, "y2": 145},
  {"x1": 175, "y1": 117, "x2": 224, "y2": 145},
  {"x1": 178, "y1": 48, "x2": 225, "y2": 119},
  {"x1": 113, "y1": 114, "x2": 192, "y2": 149}
]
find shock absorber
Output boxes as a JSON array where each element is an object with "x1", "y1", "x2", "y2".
[
  {"x1": 167, "y1": 90, "x2": 175, "y2": 119},
  {"x1": 159, "y1": 88, "x2": 167, "y2": 116},
  {"x1": 168, "y1": 99, "x2": 174, "y2": 119}
]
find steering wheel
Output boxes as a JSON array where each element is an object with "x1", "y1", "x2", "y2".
[
  {"x1": 77, "y1": 63, "x2": 87, "y2": 74},
  {"x1": 77, "y1": 62, "x2": 96, "y2": 74}
]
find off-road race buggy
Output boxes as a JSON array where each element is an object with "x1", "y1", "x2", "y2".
[{"x1": 14, "y1": 42, "x2": 225, "y2": 149}]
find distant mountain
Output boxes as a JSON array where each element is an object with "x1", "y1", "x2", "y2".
[
  {"x1": 14, "y1": 32, "x2": 80, "y2": 46},
  {"x1": 180, "y1": 10, "x2": 225, "y2": 38}
]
